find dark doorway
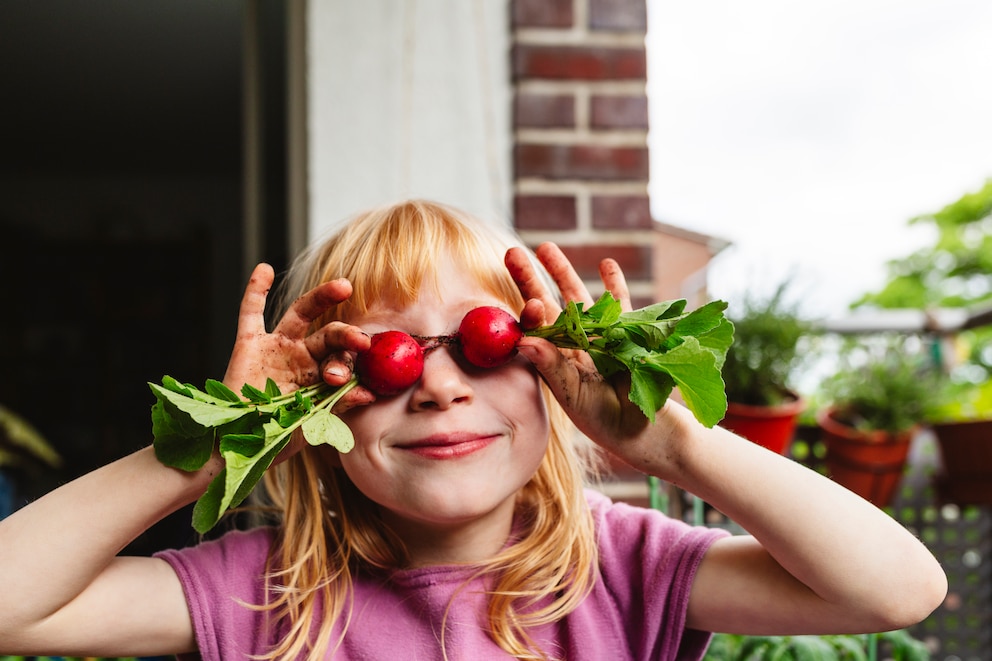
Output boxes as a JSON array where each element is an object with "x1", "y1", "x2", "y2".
[{"x1": 0, "y1": 0, "x2": 288, "y2": 554}]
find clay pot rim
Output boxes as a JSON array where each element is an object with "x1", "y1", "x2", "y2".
[
  {"x1": 726, "y1": 391, "x2": 806, "y2": 418},
  {"x1": 816, "y1": 406, "x2": 918, "y2": 445},
  {"x1": 931, "y1": 417, "x2": 992, "y2": 432}
]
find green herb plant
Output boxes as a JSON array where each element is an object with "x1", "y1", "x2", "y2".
[
  {"x1": 721, "y1": 282, "x2": 812, "y2": 407},
  {"x1": 703, "y1": 630, "x2": 929, "y2": 661},
  {"x1": 150, "y1": 292, "x2": 734, "y2": 533},
  {"x1": 820, "y1": 339, "x2": 936, "y2": 434}
]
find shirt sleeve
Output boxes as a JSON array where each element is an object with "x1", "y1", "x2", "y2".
[
  {"x1": 154, "y1": 526, "x2": 276, "y2": 661},
  {"x1": 587, "y1": 489, "x2": 731, "y2": 661}
]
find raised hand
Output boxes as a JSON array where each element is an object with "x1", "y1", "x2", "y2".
[
  {"x1": 222, "y1": 263, "x2": 371, "y2": 405},
  {"x1": 504, "y1": 243, "x2": 656, "y2": 451}
]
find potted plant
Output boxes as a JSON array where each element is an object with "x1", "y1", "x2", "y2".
[
  {"x1": 925, "y1": 375, "x2": 992, "y2": 505},
  {"x1": 815, "y1": 341, "x2": 935, "y2": 508},
  {"x1": 845, "y1": 180, "x2": 992, "y2": 506},
  {"x1": 720, "y1": 283, "x2": 812, "y2": 455}
]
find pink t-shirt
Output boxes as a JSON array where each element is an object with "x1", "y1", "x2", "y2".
[{"x1": 156, "y1": 490, "x2": 727, "y2": 660}]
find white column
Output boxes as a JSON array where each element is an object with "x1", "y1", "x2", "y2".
[{"x1": 306, "y1": 0, "x2": 513, "y2": 240}]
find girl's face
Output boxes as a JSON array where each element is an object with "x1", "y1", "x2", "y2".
[{"x1": 337, "y1": 260, "x2": 550, "y2": 547}]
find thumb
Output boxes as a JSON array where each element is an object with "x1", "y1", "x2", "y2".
[{"x1": 516, "y1": 337, "x2": 585, "y2": 407}]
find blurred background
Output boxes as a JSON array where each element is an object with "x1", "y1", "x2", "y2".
[
  {"x1": 647, "y1": 0, "x2": 992, "y2": 319},
  {"x1": 1, "y1": 2, "x2": 990, "y2": 656}
]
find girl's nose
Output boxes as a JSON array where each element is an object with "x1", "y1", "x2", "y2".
[{"x1": 409, "y1": 345, "x2": 473, "y2": 411}]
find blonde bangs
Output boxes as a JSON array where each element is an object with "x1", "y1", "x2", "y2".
[{"x1": 286, "y1": 200, "x2": 526, "y2": 327}]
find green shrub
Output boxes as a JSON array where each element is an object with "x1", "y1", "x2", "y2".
[{"x1": 704, "y1": 630, "x2": 930, "y2": 661}]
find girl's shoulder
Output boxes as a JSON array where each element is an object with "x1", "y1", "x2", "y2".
[
  {"x1": 583, "y1": 487, "x2": 729, "y2": 564},
  {"x1": 154, "y1": 526, "x2": 281, "y2": 657},
  {"x1": 577, "y1": 489, "x2": 728, "y2": 660},
  {"x1": 154, "y1": 525, "x2": 276, "y2": 584}
]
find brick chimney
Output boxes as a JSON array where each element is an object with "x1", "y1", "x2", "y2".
[{"x1": 511, "y1": 0, "x2": 652, "y2": 304}]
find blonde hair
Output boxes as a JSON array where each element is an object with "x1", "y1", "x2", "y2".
[{"x1": 259, "y1": 199, "x2": 599, "y2": 660}]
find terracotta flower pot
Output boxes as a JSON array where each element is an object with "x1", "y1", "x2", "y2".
[
  {"x1": 817, "y1": 408, "x2": 915, "y2": 508},
  {"x1": 932, "y1": 418, "x2": 992, "y2": 505},
  {"x1": 721, "y1": 394, "x2": 806, "y2": 455}
]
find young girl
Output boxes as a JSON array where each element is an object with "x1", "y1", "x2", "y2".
[{"x1": 0, "y1": 199, "x2": 946, "y2": 660}]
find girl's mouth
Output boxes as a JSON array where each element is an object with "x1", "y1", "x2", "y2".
[{"x1": 398, "y1": 433, "x2": 498, "y2": 460}]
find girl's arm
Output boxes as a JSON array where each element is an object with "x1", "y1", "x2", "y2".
[
  {"x1": 0, "y1": 264, "x2": 370, "y2": 656},
  {"x1": 505, "y1": 243, "x2": 947, "y2": 636},
  {"x1": 0, "y1": 448, "x2": 214, "y2": 655}
]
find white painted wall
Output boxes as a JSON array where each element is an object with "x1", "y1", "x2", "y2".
[{"x1": 306, "y1": 0, "x2": 513, "y2": 239}]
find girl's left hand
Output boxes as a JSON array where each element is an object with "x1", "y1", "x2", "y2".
[{"x1": 504, "y1": 243, "x2": 661, "y2": 453}]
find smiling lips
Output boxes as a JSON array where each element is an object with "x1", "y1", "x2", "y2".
[{"x1": 398, "y1": 433, "x2": 499, "y2": 460}]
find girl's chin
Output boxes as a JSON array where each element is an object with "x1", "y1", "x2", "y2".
[{"x1": 379, "y1": 490, "x2": 518, "y2": 530}]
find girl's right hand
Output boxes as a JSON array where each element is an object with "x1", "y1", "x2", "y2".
[{"x1": 222, "y1": 263, "x2": 373, "y2": 412}]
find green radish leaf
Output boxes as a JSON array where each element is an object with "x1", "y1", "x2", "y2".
[
  {"x1": 150, "y1": 391, "x2": 207, "y2": 439},
  {"x1": 696, "y1": 317, "x2": 736, "y2": 371},
  {"x1": 642, "y1": 337, "x2": 727, "y2": 428},
  {"x1": 149, "y1": 383, "x2": 255, "y2": 428},
  {"x1": 622, "y1": 319, "x2": 679, "y2": 350},
  {"x1": 151, "y1": 376, "x2": 360, "y2": 533},
  {"x1": 151, "y1": 400, "x2": 214, "y2": 471},
  {"x1": 294, "y1": 389, "x2": 313, "y2": 411},
  {"x1": 562, "y1": 301, "x2": 590, "y2": 350},
  {"x1": 275, "y1": 407, "x2": 306, "y2": 428},
  {"x1": 160, "y1": 375, "x2": 193, "y2": 396},
  {"x1": 264, "y1": 378, "x2": 282, "y2": 399},
  {"x1": 193, "y1": 419, "x2": 297, "y2": 534},
  {"x1": 522, "y1": 295, "x2": 733, "y2": 426},
  {"x1": 588, "y1": 349, "x2": 628, "y2": 380},
  {"x1": 241, "y1": 383, "x2": 271, "y2": 403},
  {"x1": 302, "y1": 408, "x2": 355, "y2": 453},
  {"x1": 159, "y1": 376, "x2": 244, "y2": 408},
  {"x1": 220, "y1": 432, "x2": 266, "y2": 457},
  {"x1": 671, "y1": 299, "x2": 728, "y2": 338},
  {"x1": 618, "y1": 299, "x2": 686, "y2": 324},
  {"x1": 217, "y1": 419, "x2": 293, "y2": 518},
  {"x1": 192, "y1": 468, "x2": 228, "y2": 534},
  {"x1": 204, "y1": 379, "x2": 242, "y2": 402},
  {"x1": 628, "y1": 367, "x2": 676, "y2": 423},
  {"x1": 586, "y1": 291, "x2": 622, "y2": 325}
]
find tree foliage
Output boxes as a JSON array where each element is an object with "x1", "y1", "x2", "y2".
[{"x1": 853, "y1": 178, "x2": 992, "y2": 380}]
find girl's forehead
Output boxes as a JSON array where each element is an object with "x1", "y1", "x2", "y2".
[{"x1": 361, "y1": 287, "x2": 503, "y2": 323}]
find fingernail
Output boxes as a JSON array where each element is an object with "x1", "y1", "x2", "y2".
[
  {"x1": 516, "y1": 344, "x2": 538, "y2": 362},
  {"x1": 325, "y1": 366, "x2": 347, "y2": 379}
]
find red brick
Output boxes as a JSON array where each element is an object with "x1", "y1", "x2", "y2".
[
  {"x1": 514, "y1": 195, "x2": 577, "y2": 230},
  {"x1": 589, "y1": 0, "x2": 647, "y2": 31},
  {"x1": 556, "y1": 243, "x2": 652, "y2": 280},
  {"x1": 514, "y1": 93, "x2": 575, "y2": 129},
  {"x1": 591, "y1": 95, "x2": 649, "y2": 130},
  {"x1": 513, "y1": 45, "x2": 647, "y2": 81},
  {"x1": 515, "y1": 144, "x2": 649, "y2": 181},
  {"x1": 512, "y1": 0, "x2": 573, "y2": 28},
  {"x1": 592, "y1": 195, "x2": 652, "y2": 229}
]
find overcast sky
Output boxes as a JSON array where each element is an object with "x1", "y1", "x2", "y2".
[{"x1": 646, "y1": 0, "x2": 992, "y2": 319}]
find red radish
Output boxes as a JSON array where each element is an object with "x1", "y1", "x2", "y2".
[
  {"x1": 356, "y1": 331, "x2": 424, "y2": 395},
  {"x1": 457, "y1": 306, "x2": 524, "y2": 368}
]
